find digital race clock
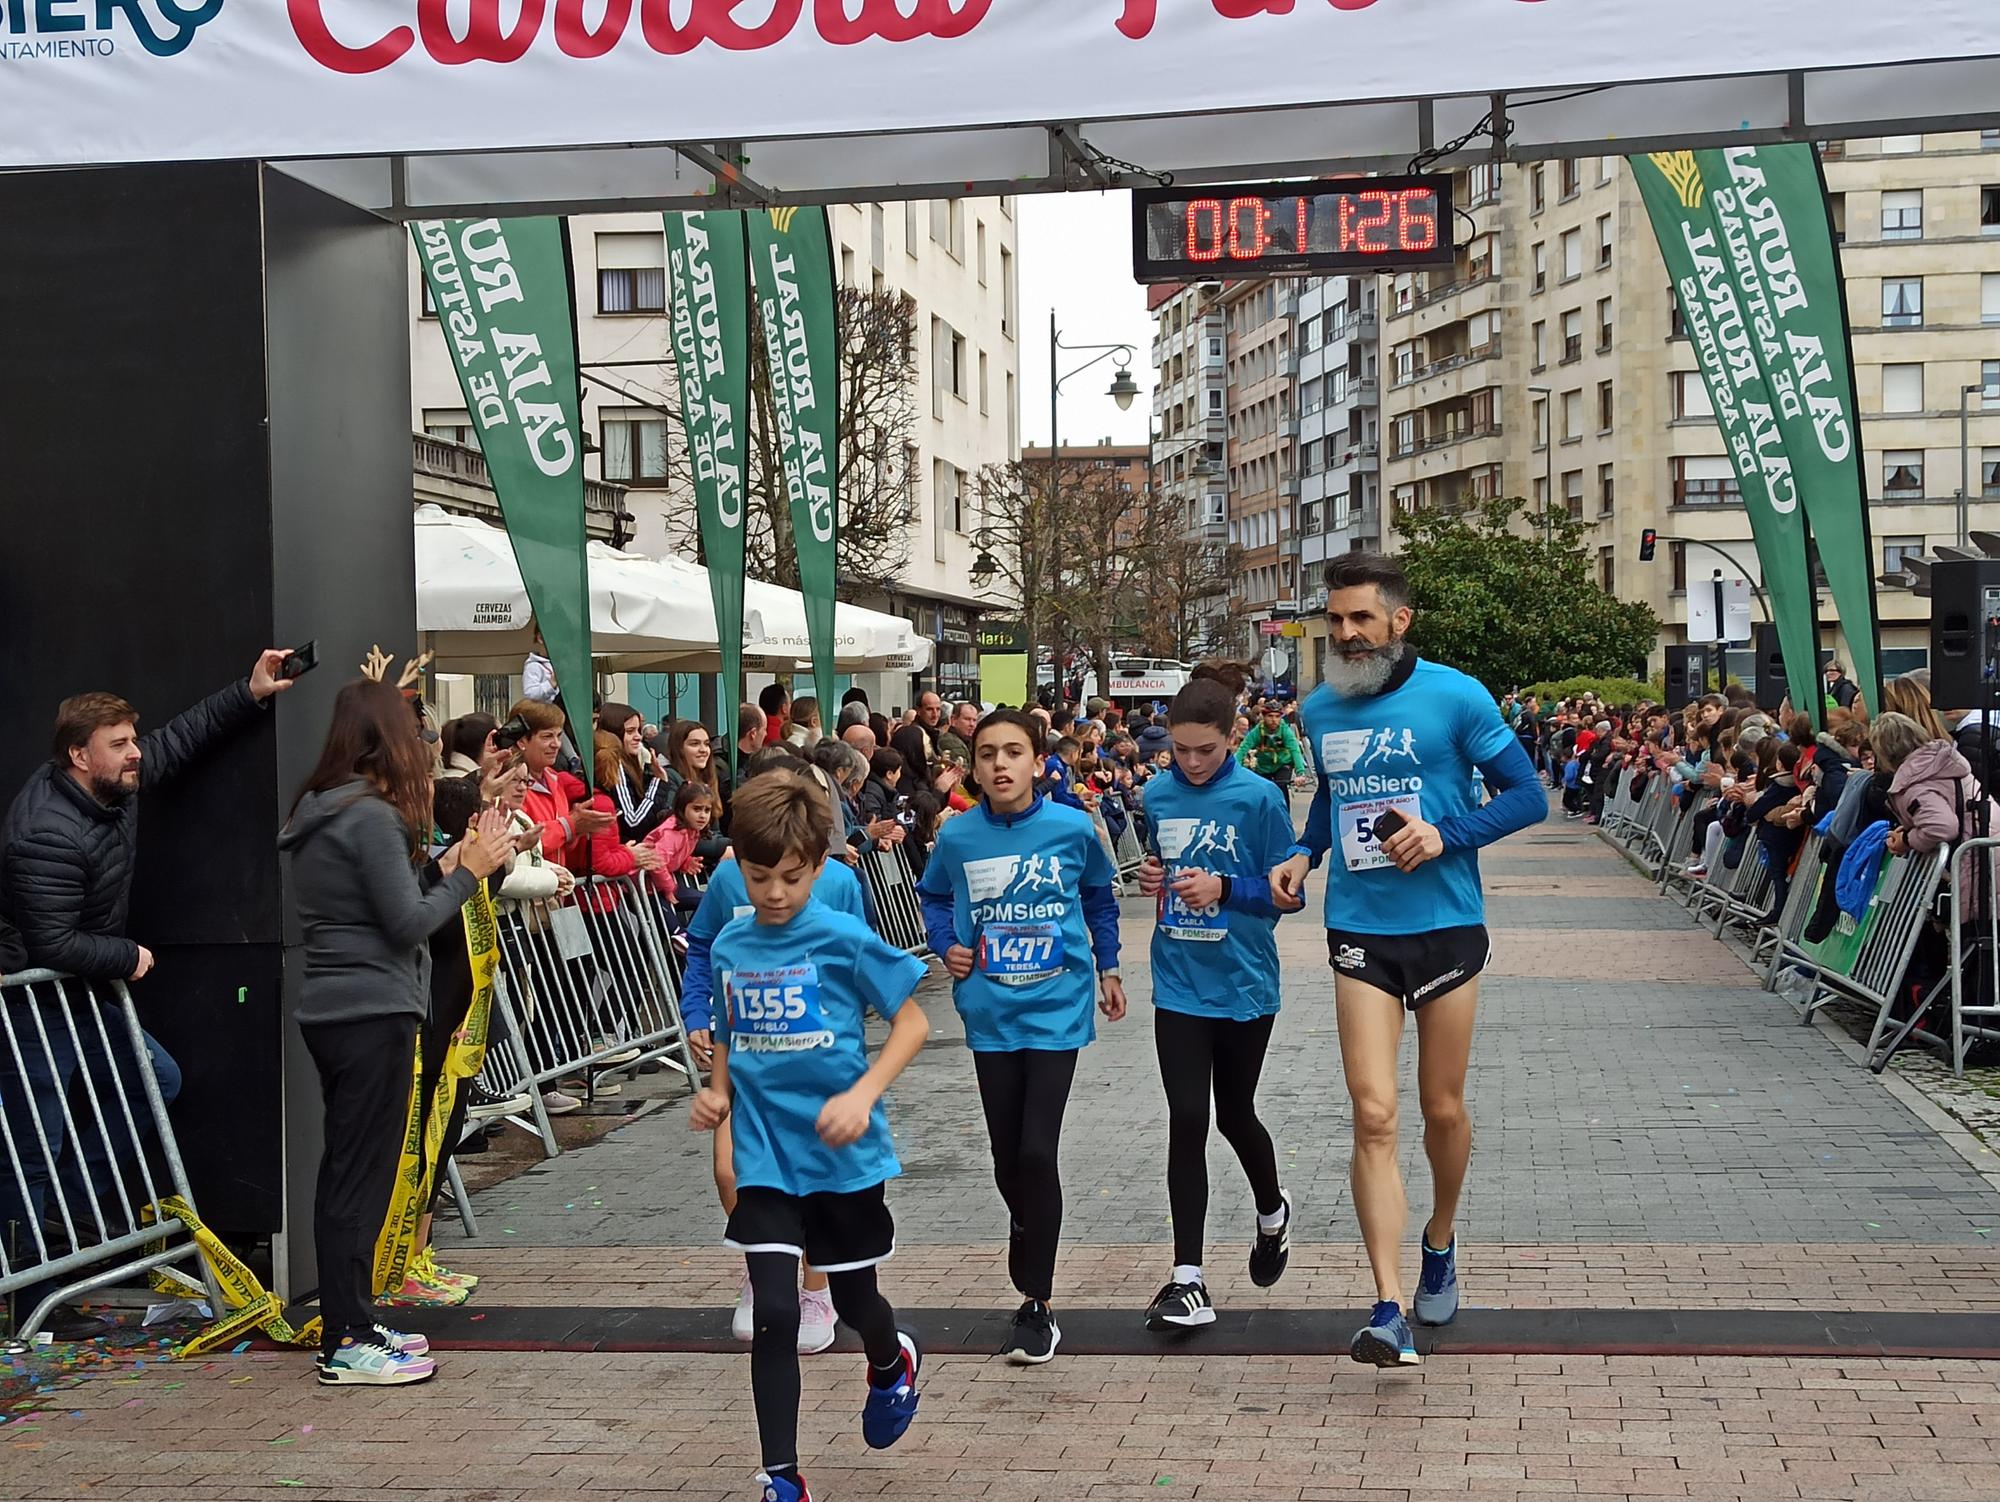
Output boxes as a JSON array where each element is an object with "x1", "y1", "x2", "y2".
[{"x1": 1132, "y1": 175, "x2": 1455, "y2": 283}]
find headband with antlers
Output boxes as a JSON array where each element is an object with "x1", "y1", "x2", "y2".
[{"x1": 359, "y1": 644, "x2": 434, "y2": 692}]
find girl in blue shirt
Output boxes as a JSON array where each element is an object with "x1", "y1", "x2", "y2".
[
  {"x1": 918, "y1": 709, "x2": 1125, "y2": 1365},
  {"x1": 1135, "y1": 665, "x2": 1307, "y2": 1331}
]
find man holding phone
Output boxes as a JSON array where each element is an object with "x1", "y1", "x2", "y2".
[{"x1": 1270, "y1": 554, "x2": 1544, "y2": 1369}]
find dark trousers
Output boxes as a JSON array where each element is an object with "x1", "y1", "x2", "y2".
[
  {"x1": 972, "y1": 1047, "x2": 1078, "y2": 1303},
  {"x1": 746, "y1": 1253, "x2": 901, "y2": 1473},
  {"x1": 1154, "y1": 1008, "x2": 1283, "y2": 1268},
  {"x1": 302, "y1": 1014, "x2": 416, "y2": 1357}
]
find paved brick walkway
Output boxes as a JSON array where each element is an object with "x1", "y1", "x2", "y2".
[{"x1": 16, "y1": 799, "x2": 2000, "y2": 1501}]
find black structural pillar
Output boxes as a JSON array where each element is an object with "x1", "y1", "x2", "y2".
[{"x1": 0, "y1": 163, "x2": 416, "y2": 1296}]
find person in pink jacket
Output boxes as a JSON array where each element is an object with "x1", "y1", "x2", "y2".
[{"x1": 642, "y1": 782, "x2": 721, "y2": 913}]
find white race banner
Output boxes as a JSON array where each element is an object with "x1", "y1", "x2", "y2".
[{"x1": 2, "y1": 2, "x2": 1999, "y2": 169}]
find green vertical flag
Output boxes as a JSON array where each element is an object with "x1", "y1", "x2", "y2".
[
  {"x1": 413, "y1": 217, "x2": 592, "y2": 742},
  {"x1": 664, "y1": 211, "x2": 752, "y2": 771},
  {"x1": 1631, "y1": 153, "x2": 1823, "y2": 724},
  {"x1": 1697, "y1": 145, "x2": 1880, "y2": 714},
  {"x1": 747, "y1": 206, "x2": 840, "y2": 719}
]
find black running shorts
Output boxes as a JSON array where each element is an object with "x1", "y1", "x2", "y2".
[
  {"x1": 1325, "y1": 925, "x2": 1491, "y2": 1011},
  {"x1": 725, "y1": 1182, "x2": 896, "y2": 1272}
]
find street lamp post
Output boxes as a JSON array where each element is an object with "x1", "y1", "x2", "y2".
[
  {"x1": 1962, "y1": 383, "x2": 1982, "y2": 550},
  {"x1": 1528, "y1": 383, "x2": 1553, "y2": 549}
]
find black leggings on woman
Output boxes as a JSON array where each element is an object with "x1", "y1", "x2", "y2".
[
  {"x1": 971, "y1": 1048, "x2": 1079, "y2": 1303},
  {"x1": 745, "y1": 1253, "x2": 901, "y2": 1474},
  {"x1": 1155, "y1": 1008, "x2": 1284, "y2": 1269}
]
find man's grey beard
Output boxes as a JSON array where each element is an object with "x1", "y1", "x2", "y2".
[
  {"x1": 90, "y1": 774, "x2": 136, "y2": 806},
  {"x1": 1322, "y1": 637, "x2": 1409, "y2": 698}
]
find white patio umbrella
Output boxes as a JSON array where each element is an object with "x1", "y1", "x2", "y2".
[{"x1": 413, "y1": 505, "x2": 716, "y2": 672}]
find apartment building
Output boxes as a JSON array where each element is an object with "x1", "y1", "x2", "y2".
[
  {"x1": 409, "y1": 197, "x2": 1020, "y2": 709},
  {"x1": 1296, "y1": 273, "x2": 1383, "y2": 682},
  {"x1": 1147, "y1": 281, "x2": 1230, "y2": 649},
  {"x1": 1221, "y1": 277, "x2": 1302, "y2": 655}
]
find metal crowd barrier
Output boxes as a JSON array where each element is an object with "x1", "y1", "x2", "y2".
[
  {"x1": 1658, "y1": 791, "x2": 1720, "y2": 904},
  {"x1": 1598, "y1": 767, "x2": 1640, "y2": 838},
  {"x1": 1777, "y1": 846, "x2": 1949, "y2": 1046},
  {"x1": 1943, "y1": 839, "x2": 2000, "y2": 1076},
  {"x1": 857, "y1": 843, "x2": 931, "y2": 956},
  {"x1": 1756, "y1": 830, "x2": 1825, "y2": 977},
  {"x1": 492, "y1": 874, "x2": 700, "y2": 1115},
  {"x1": 1646, "y1": 785, "x2": 1704, "y2": 888},
  {"x1": 1, "y1": 971, "x2": 219, "y2": 1341}
]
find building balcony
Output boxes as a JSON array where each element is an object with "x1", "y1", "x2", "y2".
[
  {"x1": 415, "y1": 432, "x2": 624, "y2": 540},
  {"x1": 1351, "y1": 378, "x2": 1379, "y2": 406},
  {"x1": 1328, "y1": 440, "x2": 1380, "y2": 475},
  {"x1": 1280, "y1": 475, "x2": 1301, "y2": 501},
  {"x1": 1278, "y1": 414, "x2": 1300, "y2": 440},
  {"x1": 1204, "y1": 414, "x2": 1227, "y2": 441}
]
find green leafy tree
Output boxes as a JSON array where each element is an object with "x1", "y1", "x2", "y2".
[{"x1": 1392, "y1": 496, "x2": 1659, "y2": 695}]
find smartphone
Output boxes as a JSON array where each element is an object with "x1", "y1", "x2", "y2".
[
  {"x1": 1372, "y1": 809, "x2": 1409, "y2": 842},
  {"x1": 280, "y1": 640, "x2": 320, "y2": 681}
]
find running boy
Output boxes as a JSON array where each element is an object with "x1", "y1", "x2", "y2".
[
  {"x1": 1134, "y1": 664, "x2": 1307, "y2": 1330},
  {"x1": 682, "y1": 748, "x2": 874, "y2": 1353},
  {"x1": 690, "y1": 774, "x2": 930, "y2": 1502},
  {"x1": 917, "y1": 709, "x2": 1126, "y2": 1363}
]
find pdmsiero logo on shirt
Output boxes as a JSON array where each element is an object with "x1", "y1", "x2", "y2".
[
  {"x1": 1320, "y1": 727, "x2": 1425, "y2": 798},
  {"x1": 0, "y1": 0, "x2": 224, "y2": 60},
  {"x1": 962, "y1": 853, "x2": 1069, "y2": 925}
]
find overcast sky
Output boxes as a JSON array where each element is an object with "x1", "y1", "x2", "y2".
[{"x1": 1016, "y1": 190, "x2": 1159, "y2": 450}]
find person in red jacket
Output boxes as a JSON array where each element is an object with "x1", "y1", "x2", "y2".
[
  {"x1": 512, "y1": 700, "x2": 613, "y2": 860},
  {"x1": 576, "y1": 732, "x2": 664, "y2": 909}
]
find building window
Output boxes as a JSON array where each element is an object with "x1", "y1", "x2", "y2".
[
  {"x1": 1597, "y1": 214, "x2": 1613, "y2": 268},
  {"x1": 1208, "y1": 387, "x2": 1224, "y2": 414},
  {"x1": 1467, "y1": 161, "x2": 1501, "y2": 206},
  {"x1": 1560, "y1": 389, "x2": 1583, "y2": 442},
  {"x1": 1561, "y1": 309, "x2": 1582, "y2": 362},
  {"x1": 934, "y1": 459, "x2": 965, "y2": 531},
  {"x1": 1880, "y1": 190, "x2": 1923, "y2": 240},
  {"x1": 1596, "y1": 297, "x2": 1614, "y2": 352},
  {"x1": 1985, "y1": 272, "x2": 2000, "y2": 325},
  {"x1": 999, "y1": 246, "x2": 1014, "y2": 337},
  {"x1": 1393, "y1": 342, "x2": 1416, "y2": 383},
  {"x1": 1672, "y1": 371, "x2": 1714, "y2": 420},
  {"x1": 1598, "y1": 544, "x2": 1615, "y2": 593},
  {"x1": 1881, "y1": 362, "x2": 1924, "y2": 413},
  {"x1": 1883, "y1": 449, "x2": 1924, "y2": 497},
  {"x1": 1532, "y1": 242, "x2": 1546, "y2": 293},
  {"x1": 1830, "y1": 193, "x2": 1846, "y2": 243},
  {"x1": 1880, "y1": 134, "x2": 1923, "y2": 153},
  {"x1": 1597, "y1": 379, "x2": 1615, "y2": 432},
  {"x1": 1565, "y1": 470, "x2": 1585, "y2": 519},
  {"x1": 1986, "y1": 130, "x2": 2000, "y2": 150},
  {"x1": 932, "y1": 319, "x2": 967, "y2": 409},
  {"x1": 1883, "y1": 536, "x2": 1926, "y2": 574},
  {"x1": 1560, "y1": 229, "x2": 1582, "y2": 281},
  {"x1": 978, "y1": 350, "x2": 989, "y2": 415},
  {"x1": 1985, "y1": 449, "x2": 2000, "y2": 497},
  {"x1": 1671, "y1": 540, "x2": 1688, "y2": 592},
  {"x1": 976, "y1": 221, "x2": 987, "y2": 284},
  {"x1": 422, "y1": 409, "x2": 473, "y2": 446},
  {"x1": 1985, "y1": 359, "x2": 2000, "y2": 399},
  {"x1": 595, "y1": 231, "x2": 667, "y2": 314},
  {"x1": 1531, "y1": 320, "x2": 1547, "y2": 370},
  {"x1": 601, "y1": 408, "x2": 670, "y2": 485},
  {"x1": 1672, "y1": 455, "x2": 1741, "y2": 506},
  {"x1": 1670, "y1": 297, "x2": 1687, "y2": 339},
  {"x1": 1532, "y1": 476, "x2": 1548, "y2": 510},
  {"x1": 1532, "y1": 396, "x2": 1549, "y2": 449},
  {"x1": 1983, "y1": 186, "x2": 2000, "y2": 235},
  {"x1": 1882, "y1": 277, "x2": 1923, "y2": 327},
  {"x1": 929, "y1": 197, "x2": 966, "y2": 260},
  {"x1": 1560, "y1": 157, "x2": 1581, "y2": 201},
  {"x1": 1392, "y1": 414, "x2": 1419, "y2": 457},
  {"x1": 419, "y1": 279, "x2": 438, "y2": 319},
  {"x1": 1598, "y1": 462, "x2": 1615, "y2": 514},
  {"x1": 1530, "y1": 164, "x2": 1545, "y2": 214}
]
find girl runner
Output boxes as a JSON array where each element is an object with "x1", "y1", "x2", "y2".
[{"x1": 1135, "y1": 665, "x2": 1307, "y2": 1329}]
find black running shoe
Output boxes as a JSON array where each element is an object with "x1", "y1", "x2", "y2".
[
  {"x1": 1248, "y1": 1189, "x2": 1293, "y2": 1288},
  {"x1": 1145, "y1": 1279, "x2": 1216, "y2": 1331},
  {"x1": 1002, "y1": 1299, "x2": 1060, "y2": 1365}
]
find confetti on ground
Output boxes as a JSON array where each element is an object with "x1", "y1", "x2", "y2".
[{"x1": 230, "y1": 1341, "x2": 252, "y2": 1355}]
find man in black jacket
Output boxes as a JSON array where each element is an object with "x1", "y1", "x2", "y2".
[{"x1": 0, "y1": 651, "x2": 292, "y2": 1335}]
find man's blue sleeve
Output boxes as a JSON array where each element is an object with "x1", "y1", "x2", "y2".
[
  {"x1": 1436, "y1": 738, "x2": 1547, "y2": 851},
  {"x1": 1081, "y1": 883, "x2": 1121, "y2": 968},
  {"x1": 1302, "y1": 773, "x2": 1334, "y2": 867},
  {"x1": 678, "y1": 885, "x2": 732, "y2": 1033}
]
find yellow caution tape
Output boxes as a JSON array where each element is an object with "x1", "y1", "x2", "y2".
[
  {"x1": 371, "y1": 877, "x2": 499, "y2": 1295},
  {"x1": 150, "y1": 1195, "x2": 322, "y2": 1357}
]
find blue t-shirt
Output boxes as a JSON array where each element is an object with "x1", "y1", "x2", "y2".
[
  {"x1": 917, "y1": 797, "x2": 1118, "y2": 1051},
  {"x1": 680, "y1": 858, "x2": 867, "y2": 1035},
  {"x1": 1299, "y1": 660, "x2": 1519, "y2": 935},
  {"x1": 1142, "y1": 756, "x2": 1304, "y2": 1022},
  {"x1": 714, "y1": 903, "x2": 927, "y2": 1197}
]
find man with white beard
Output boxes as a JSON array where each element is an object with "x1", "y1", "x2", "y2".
[{"x1": 1271, "y1": 552, "x2": 1544, "y2": 1368}]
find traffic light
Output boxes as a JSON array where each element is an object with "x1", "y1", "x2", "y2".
[{"x1": 1639, "y1": 527, "x2": 1658, "y2": 562}]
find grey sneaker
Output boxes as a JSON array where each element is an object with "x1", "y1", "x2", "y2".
[{"x1": 1412, "y1": 1236, "x2": 1459, "y2": 1326}]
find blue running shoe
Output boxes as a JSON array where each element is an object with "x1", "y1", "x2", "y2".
[
  {"x1": 861, "y1": 1330, "x2": 922, "y2": 1449},
  {"x1": 759, "y1": 1472, "x2": 811, "y2": 1502},
  {"x1": 1413, "y1": 1235, "x2": 1459, "y2": 1326},
  {"x1": 1349, "y1": 1300, "x2": 1420, "y2": 1367}
]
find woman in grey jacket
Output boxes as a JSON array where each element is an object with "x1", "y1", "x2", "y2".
[{"x1": 278, "y1": 679, "x2": 513, "y2": 1387}]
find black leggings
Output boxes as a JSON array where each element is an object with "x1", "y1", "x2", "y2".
[
  {"x1": 301, "y1": 1015, "x2": 418, "y2": 1359},
  {"x1": 971, "y1": 1048, "x2": 1078, "y2": 1303},
  {"x1": 1154, "y1": 1008, "x2": 1283, "y2": 1268},
  {"x1": 746, "y1": 1253, "x2": 901, "y2": 1473}
]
